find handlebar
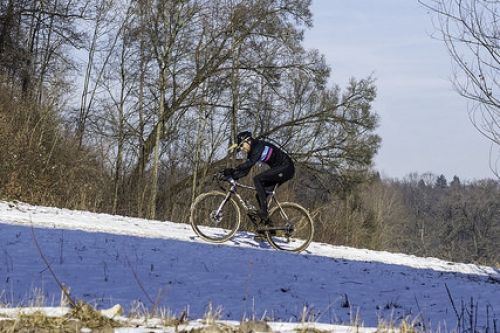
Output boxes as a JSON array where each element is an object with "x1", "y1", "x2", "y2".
[
  {"x1": 213, "y1": 171, "x2": 235, "y2": 184},
  {"x1": 213, "y1": 170, "x2": 261, "y2": 192}
]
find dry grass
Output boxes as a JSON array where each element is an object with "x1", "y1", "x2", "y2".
[{"x1": 0, "y1": 303, "x2": 119, "y2": 333}]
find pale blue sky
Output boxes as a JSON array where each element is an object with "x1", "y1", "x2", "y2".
[{"x1": 303, "y1": 0, "x2": 494, "y2": 181}]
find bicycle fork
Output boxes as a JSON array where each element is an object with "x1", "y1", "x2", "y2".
[{"x1": 211, "y1": 191, "x2": 234, "y2": 224}]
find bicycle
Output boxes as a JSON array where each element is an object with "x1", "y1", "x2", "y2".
[{"x1": 190, "y1": 171, "x2": 314, "y2": 252}]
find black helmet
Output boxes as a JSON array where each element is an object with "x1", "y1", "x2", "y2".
[{"x1": 237, "y1": 131, "x2": 253, "y2": 145}]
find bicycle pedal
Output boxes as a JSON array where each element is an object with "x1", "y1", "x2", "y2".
[
  {"x1": 247, "y1": 214, "x2": 259, "y2": 226},
  {"x1": 248, "y1": 208, "x2": 270, "y2": 220}
]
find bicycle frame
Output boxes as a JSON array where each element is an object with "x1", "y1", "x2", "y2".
[
  {"x1": 217, "y1": 177, "x2": 293, "y2": 226},
  {"x1": 224, "y1": 177, "x2": 276, "y2": 209}
]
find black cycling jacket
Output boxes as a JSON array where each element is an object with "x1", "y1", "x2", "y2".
[{"x1": 232, "y1": 139, "x2": 293, "y2": 180}]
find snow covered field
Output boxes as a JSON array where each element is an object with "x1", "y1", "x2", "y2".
[{"x1": 1, "y1": 200, "x2": 499, "y2": 332}]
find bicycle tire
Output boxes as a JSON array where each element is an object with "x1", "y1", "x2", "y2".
[
  {"x1": 265, "y1": 202, "x2": 314, "y2": 252},
  {"x1": 190, "y1": 191, "x2": 241, "y2": 243}
]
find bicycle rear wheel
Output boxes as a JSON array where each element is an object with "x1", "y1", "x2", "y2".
[
  {"x1": 190, "y1": 191, "x2": 241, "y2": 243},
  {"x1": 266, "y1": 202, "x2": 314, "y2": 252}
]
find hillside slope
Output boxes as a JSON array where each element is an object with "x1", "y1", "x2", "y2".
[{"x1": 1, "y1": 200, "x2": 499, "y2": 332}]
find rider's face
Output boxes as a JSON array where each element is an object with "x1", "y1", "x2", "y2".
[{"x1": 240, "y1": 141, "x2": 251, "y2": 153}]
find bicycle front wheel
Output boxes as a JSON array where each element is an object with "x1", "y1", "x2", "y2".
[
  {"x1": 190, "y1": 191, "x2": 241, "y2": 243},
  {"x1": 266, "y1": 202, "x2": 314, "y2": 252}
]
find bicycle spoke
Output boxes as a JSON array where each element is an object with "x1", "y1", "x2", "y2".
[
  {"x1": 266, "y1": 203, "x2": 314, "y2": 252},
  {"x1": 190, "y1": 191, "x2": 240, "y2": 243}
]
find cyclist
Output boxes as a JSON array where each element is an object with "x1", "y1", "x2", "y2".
[{"x1": 224, "y1": 131, "x2": 295, "y2": 223}]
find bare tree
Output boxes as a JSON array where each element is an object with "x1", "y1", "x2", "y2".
[
  {"x1": 420, "y1": 0, "x2": 500, "y2": 176},
  {"x1": 127, "y1": 0, "x2": 320, "y2": 218},
  {"x1": 72, "y1": 0, "x2": 380, "y2": 220}
]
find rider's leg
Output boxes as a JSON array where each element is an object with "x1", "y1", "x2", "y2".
[
  {"x1": 253, "y1": 166, "x2": 291, "y2": 219},
  {"x1": 253, "y1": 176, "x2": 274, "y2": 218}
]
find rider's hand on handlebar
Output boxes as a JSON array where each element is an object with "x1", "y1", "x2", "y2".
[
  {"x1": 214, "y1": 170, "x2": 233, "y2": 182},
  {"x1": 223, "y1": 168, "x2": 235, "y2": 176}
]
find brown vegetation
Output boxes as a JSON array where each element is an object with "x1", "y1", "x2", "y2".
[{"x1": 0, "y1": 77, "x2": 112, "y2": 211}]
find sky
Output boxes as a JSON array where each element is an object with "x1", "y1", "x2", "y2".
[
  {"x1": 1, "y1": 200, "x2": 499, "y2": 332},
  {"x1": 302, "y1": 0, "x2": 495, "y2": 182}
]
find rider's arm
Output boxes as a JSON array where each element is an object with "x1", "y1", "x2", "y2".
[
  {"x1": 232, "y1": 160, "x2": 253, "y2": 180},
  {"x1": 232, "y1": 147, "x2": 261, "y2": 180}
]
